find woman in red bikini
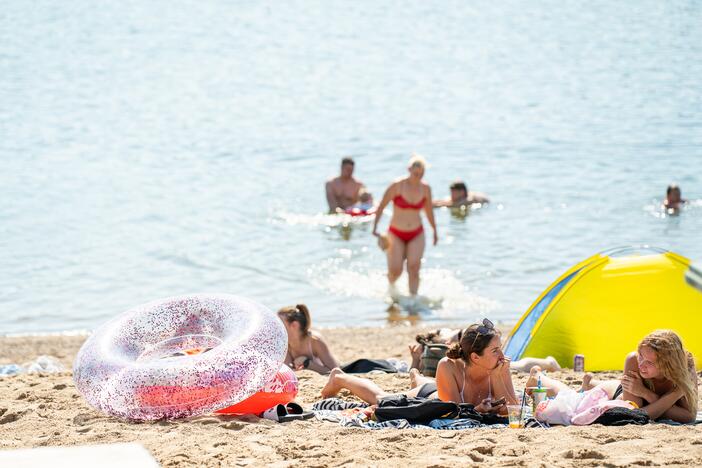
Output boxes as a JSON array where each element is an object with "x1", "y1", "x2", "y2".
[{"x1": 372, "y1": 154, "x2": 438, "y2": 298}]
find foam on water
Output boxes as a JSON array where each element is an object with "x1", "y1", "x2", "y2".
[{"x1": 307, "y1": 256, "x2": 498, "y2": 320}]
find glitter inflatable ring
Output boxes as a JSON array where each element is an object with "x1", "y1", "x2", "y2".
[
  {"x1": 216, "y1": 363, "x2": 298, "y2": 415},
  {"x1": 73, "y1": 294, "x2": 287, "y2": 421}
]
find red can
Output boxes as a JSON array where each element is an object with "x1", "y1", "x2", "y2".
[{"x1": 573, "y1": 354, "x2": 585, "y2": 372}]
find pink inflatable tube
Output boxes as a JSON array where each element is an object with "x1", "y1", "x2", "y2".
[{"x1": 73, "y1": 294, "x2": 287, "y2": 421}]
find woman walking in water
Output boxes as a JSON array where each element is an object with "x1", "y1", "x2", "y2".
[{"x1": 372, "y1": 154, "x2": 438, "y2": 301}]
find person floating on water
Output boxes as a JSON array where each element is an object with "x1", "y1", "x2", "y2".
[
  {"x1": 326, "y1": 157, "x2": 364, "y2": 213},
  {"x1": 432, "y1": 180, "x2": 489, "y2": 208},
  {"x1": 663, "y1": 184, "x2": 686, "y2": 212},
  {"x1": 372, "y1": 154, "x2": 438, "y2": 304},
  {"x1": 337, "y1": 187, "x2": 376, "y2": 216}
]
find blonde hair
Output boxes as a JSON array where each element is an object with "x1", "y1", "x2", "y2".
[
  {"x1": 408, "y1": 153, "x2": 429, "y2": 169},
  {"x1": 639, "y1": 330, "x2": 697, "y2": 413}
]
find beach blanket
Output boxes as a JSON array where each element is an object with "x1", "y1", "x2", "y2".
[
  {"x1": 340, "y1": 359, "x2": 403, "y2": 374},
  {"x1": 312, "y1": 398, "x2": 543, "y2": 430},
  {"x1": 656, "y1": 410, "x2": 702, "y2": 426}
]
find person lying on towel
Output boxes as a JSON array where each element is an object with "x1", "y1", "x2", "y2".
[
  {"x1": 320, "y1": 319, "x2": 519, "y2": 415},
  {"x1": 527, "y1": 330, "x2": 698, "y2": 423}
]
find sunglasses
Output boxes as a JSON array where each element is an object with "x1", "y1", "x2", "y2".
[{"x1": 470, "y1": 318, "x2": 495, "y2": 349}]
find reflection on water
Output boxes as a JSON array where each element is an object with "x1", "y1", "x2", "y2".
[
  {"x1": 2, "y1": 1, "x2": 702, "y2": 333},
  {"x1": 385, "y1": 303, "x2": 423, "y2": 326}
]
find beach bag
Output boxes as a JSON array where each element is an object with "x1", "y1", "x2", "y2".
[
  {"x1": 420, "y1": 344, "x2": 448, "y2": 377},
  {"x1": 534, "y1": 389, "x2": 583, "y2": 425},
  {"x1": 375, "y1": 395, "x2": 458, "y2": 424}
]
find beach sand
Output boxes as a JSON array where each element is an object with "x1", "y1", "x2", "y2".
[{"x1": 1, "y1": 327, "x2": 701, "y2": 467}]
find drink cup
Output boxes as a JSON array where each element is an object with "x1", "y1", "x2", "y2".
[
  {"x1": 507, "y1": 405, "x2": 525, "y2": 428},
  {"x1": 531, "y1": 388, "x2": 548, "y2": 412}
]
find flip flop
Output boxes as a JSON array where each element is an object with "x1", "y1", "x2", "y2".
[
  {"x1": 280, "y1": 402, "x2": 314, "y2": 422},
  {"x1": 262, "y1": 403, "x2": 314, "y2": 423}
]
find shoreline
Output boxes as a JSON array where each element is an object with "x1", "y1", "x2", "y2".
[{"x1": 1, "y1": 326, "x2": 701, "y2": 467}]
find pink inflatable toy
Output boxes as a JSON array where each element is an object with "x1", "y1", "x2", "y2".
[
  {"x1": 73, "y1": 294, "x2": 287, "y2": 421},
  {"x1": 216, "y1": 364, "x2": 298, "y2": 415}
]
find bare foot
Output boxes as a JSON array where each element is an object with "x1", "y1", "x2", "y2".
[
  {"x1": 524, "y1": 366, "x2": 542, "y2": 395},
  {"x1": 408, "y1": 344, "x2": 424, "y2": 370},
  {"x1": 579, "y1": 372, "x2": 598, "y2": 392},
  {"x1": 320, "y1": 368, "x2": 344, "y2": 399},
  {"x1": 545, "y1": 356, "x2": 561, "y2": 371},
  {"x1": 409, "y1": 368, "x2": 421, "y2": 389}
]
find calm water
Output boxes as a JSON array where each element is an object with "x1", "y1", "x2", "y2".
[{"x1": 2, "y1": 1, "x2": 702, "y2": 334}]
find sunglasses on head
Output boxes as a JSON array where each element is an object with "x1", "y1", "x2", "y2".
[{"x1": 470, "y1": 318, "x2": 495, "y2": 349}]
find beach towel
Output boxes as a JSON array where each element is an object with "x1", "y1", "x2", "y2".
[
  {"x1": 655, "y1": 410, "x2": 702, "y2": 426},
  {"x1": 311, "y1": 398, "x2": 523, "y2": 430},
  {"x1": 375, "y1": 396, "x2": 458, "y2": 424},
  {"x1": 591, "y1": 407, "x2": 649, "y2": 426},
  {"x1": 340, "y1": 358, "x2": 408, "y2": 373}
]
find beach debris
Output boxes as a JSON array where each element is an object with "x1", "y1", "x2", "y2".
[{"x1": 0, "y1": 356, "x2": 64, "y2": 377}]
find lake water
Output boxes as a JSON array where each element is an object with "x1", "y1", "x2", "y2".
[{"x1": 2, "y1": 1, "x2": 702, "y2": 334}]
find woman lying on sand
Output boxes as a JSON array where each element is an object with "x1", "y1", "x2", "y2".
[
  {"x1": 278, "y1": 304, "x2": 340, "y2": 374},
  {"x1": 411, "y1": 327, "x2": 561, "y2": 373},
  {"x1": 321, "y1": 319, "x2": 518, "y2": 414},
  {"x1": 528, "y1": 330, "x2": 699, "y2": 423}
]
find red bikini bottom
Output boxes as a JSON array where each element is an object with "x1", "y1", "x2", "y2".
[{"x1": 388, "y1": 225, "x2": 424, "y2": 243}]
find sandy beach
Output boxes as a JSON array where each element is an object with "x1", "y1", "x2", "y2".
[{"x1": 1, "y1": 326, "x2": 701, "y2": 467}]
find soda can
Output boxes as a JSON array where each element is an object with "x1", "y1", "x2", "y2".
[{"x1": 573, "y1": 354, "x2": 585, "y2": 372}]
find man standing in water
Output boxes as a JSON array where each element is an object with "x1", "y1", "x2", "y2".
[{"x1": 326, "y1": 157, "x2": 364, "y2": 212}]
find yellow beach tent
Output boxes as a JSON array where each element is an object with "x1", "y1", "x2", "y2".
[{"x1": 504, "y1": 246, "x2": 702, "y2": 371}]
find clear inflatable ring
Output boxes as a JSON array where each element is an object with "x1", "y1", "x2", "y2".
[{"x1": 73, "y1": 294, "x2": 287, "y2": 421}]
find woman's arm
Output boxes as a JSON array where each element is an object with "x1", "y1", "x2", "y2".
[
  {"x1": 621, "y1": 356, "x2": 696, "y2": 422},
  {"x1": 372, "y1": 183, "x2": 396, "y2": 236},
  {"x1": 640, "y1": 389, "x2": 688, "y2": 421},
  {"x1": 306, "y1": 334, "x2": 340, "y2": 374},
  {"x1": 620, "y1": 353, "x2": 646, "y2": 408},
  {"x1": 326, "y1": 181, "x2": 338, "y2": 213},
  {"x1": 423, "y1": 185, "x2": 438, "y2": 245},
  {"x1": 661, "y1": 364, "x2": 699, "y2": 423}
]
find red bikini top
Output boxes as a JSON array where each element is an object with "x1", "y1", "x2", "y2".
[{"x1": 393, "y1": 195, "x2": 425, "y2": 210}]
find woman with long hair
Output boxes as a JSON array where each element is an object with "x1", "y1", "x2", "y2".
[
  {"x1": 320, "y1": 319, "x2": 518, "y2": 414},
  {"x1": 277, "y1": 304, "x2": 340, "y2": 374},
  {"x1": 372, "y1": 154, "x2": 438, "y2": 300},
  {"x1": 533, "y1": 330, "x2": 699, "y2": 423},
  {"x1": 434, "y1": 319, "x2": 519, "y2": 413}
]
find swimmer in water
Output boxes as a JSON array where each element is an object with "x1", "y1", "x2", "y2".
[
  {"x1": 663, "y1": 184, "x2": 686, "y2": 212},
  {"x1": 372, "y1": 154, "x2": 438, "y2": 299},
  {"x1": 337, "y1": 188, "x2": 375, "y2": 215},
  {"x1": 326, "y1": 157, "x2": 364, "y2": 213},
  {"x1": 432, "y1": 180, "x2": 489, "y2": 208}
]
